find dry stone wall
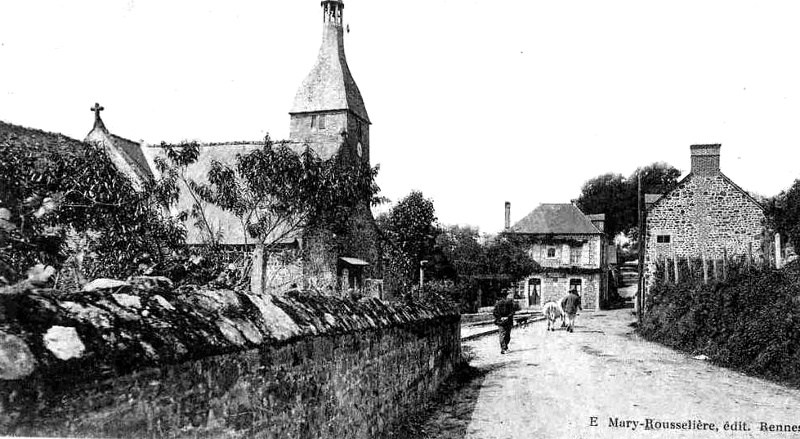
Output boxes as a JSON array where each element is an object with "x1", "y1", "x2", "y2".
[{"x1": 0, "y1": 278, "x2": 460, "y2": 438}]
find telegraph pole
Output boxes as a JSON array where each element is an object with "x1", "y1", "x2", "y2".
[{"x1": 637, "y1": 171, "x2": 644, "y2": 323}]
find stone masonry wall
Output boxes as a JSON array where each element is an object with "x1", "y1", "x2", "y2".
[
  {"x1": 0, "y1": 279, "x2": 460, "y2": 438},
  {"x1": 520, "y1": 273, "x2": 600, "y2": 310},
  {"x1": 644, "y1": 173, "x2": 766, "y2": 292},
  {"x1": 527, "y1": 235, "x2": 602, "y2": 269}
]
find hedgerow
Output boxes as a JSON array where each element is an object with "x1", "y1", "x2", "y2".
[{"x1": 640, "y1": 258, "x2": 800, "y2": 385}]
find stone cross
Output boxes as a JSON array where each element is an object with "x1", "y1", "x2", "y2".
[{"x1": 91, "y1": 103, "x2": 104, "y2": 118}]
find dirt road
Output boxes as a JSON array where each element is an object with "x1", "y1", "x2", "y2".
[{"x1": 417, "y1": 308, "x2": 800, "y2": 439}]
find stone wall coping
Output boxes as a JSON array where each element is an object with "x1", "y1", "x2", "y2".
[{"x1": 0, "y1": 280, "x2": 459, "y2": 386}]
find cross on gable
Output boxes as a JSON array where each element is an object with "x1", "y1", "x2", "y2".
[{"x1": 91, "y1": 103, "x2": 104, "y2": 118}]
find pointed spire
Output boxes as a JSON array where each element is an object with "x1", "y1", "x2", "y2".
[
  {"x1": 290, "y1": 0, "x2": 369, "y2": 123},
  {"x1": 90, "y1": 102, "x2": 108, "y2": 132}
]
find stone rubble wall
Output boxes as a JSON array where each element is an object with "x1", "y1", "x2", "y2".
[
  {"x1": 520, "y1": 273, "x2": 601, "y2": 310},
  {"x1": 0, "y1": 277, "x2": 460, "y2": 438},
  {"x1": 644, "y1": 173, "x2": 766, "y2": 293}
]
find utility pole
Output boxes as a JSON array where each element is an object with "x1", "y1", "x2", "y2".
[
  {"x1": 419, "y1": 260, "x2": 428, "y2": 293},
  {"x1": 637, "y1": 171, "x2": 644, "y2": 323}
]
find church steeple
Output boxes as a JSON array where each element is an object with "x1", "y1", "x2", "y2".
[
  {"x1": 322, "y1": 0, "x2": 344, "y2": 27},
  {"x1": 290, "y1": 0, "x2": 369, "y2": 124}
]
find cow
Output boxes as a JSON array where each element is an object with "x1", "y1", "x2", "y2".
[{"x1": 542, "y1": 300, "x2": 565, "y2": 331}]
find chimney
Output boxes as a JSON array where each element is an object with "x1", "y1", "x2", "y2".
[
  {"x1": 504, "y1": 201, "x2": 511, "y2": 230},
  {"x1": 690, "y1": 144, "x2": 721, "y2": 176}
]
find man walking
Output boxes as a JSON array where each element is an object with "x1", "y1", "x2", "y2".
[
  {"x1": 493, "y1": 289, "x2": 516, "y2": 354},
  {"x1": 562, "y1": 288, "x2": 582, "y2": 333}
]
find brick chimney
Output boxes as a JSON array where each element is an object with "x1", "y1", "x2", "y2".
[
  {"x1": 504, "y1": 201, "x2": 511, "y2": 230},
  {"x1": 690, "y1": 144, "x2": 721, "y2": 176}
]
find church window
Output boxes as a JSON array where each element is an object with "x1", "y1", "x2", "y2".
[
  {"x1": 319, "y1": 114, "x2": 326, "y2": 130},
  {"x1": 656, "y1": 235, "x2": 671, "y2": 243}
]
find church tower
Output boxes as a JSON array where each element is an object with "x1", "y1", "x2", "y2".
[
  {"x1": 290, "y1": 0, "x2": 370, "y2": 165},
  {"x1": 290, "y1": 0, "x2": 381, "y2": 295}
]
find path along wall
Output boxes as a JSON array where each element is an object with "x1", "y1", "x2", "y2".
[{"x1": 0, "y1": 277, "x2": 461, "y2": 438}]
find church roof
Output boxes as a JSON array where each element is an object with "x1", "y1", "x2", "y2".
[
  {"x1": 290, "y1": 6, "x2": 370, "y2": 123},
  {"x1": 147, "y1": 142, "x2": 299, "y2": 246},
  {"x1": 84, "y1": 106, "x2": 154, "y2": 190},
  {"x1": 109, "y1": 133, "x2": 154, "y2": 181},
  {"x1": 510, "y1": 204, "x2": 603, "y2": 235}
]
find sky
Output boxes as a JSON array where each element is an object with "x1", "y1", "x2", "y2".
[{"x1": 2, "y1": 0, "x2": 800, "y2": 235}]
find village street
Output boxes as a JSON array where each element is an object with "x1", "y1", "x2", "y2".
[{"x1": 414, "y1": 308, "x2": 800, "y2": 439}]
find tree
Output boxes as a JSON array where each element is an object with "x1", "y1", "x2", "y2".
[
  {"x1": 575, "y1": 173, "x2": 633, "y2": 238},
  {"x1": 435, "y1": 225, "x2": 486, "y2": 279},
  {"x1": 635, "y1": 162, "x2": 682, "y2": 196},
  {"x1": 575, "y1": 162, "x2": 681, "y2": 238},
  {"x1": 484, "y1": 233, "x2": 539, "y2": 281},
  {"x1": 0, "y1": 122, "x2": 185, "y2": 285},
  {"x1": 377, "y1": 191, "x2": 438, "y2": 295},
  {"x1": 766, "y1": 179, "x2": 800, "y2": 251},
  {"x1": 156, "y1": 135, "x2": 380, "y2": 252}
]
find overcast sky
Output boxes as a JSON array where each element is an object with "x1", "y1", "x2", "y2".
[{"x1": 2, "y1": 0, "x2": 799, "y2": 234}]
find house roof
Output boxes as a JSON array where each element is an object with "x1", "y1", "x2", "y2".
[
  {"x1": 340, "y1": 257, "x2": 370, "y2": 266},
  {"x1": 644, "y1": 194, "x2": 663, "y2": 205},
  {"x1": 510, "y1": 204, "x2": 603, "y2": 235}
]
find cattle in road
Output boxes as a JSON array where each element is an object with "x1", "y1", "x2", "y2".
[{"x1": 542, "y1": 301, "x2": 565, "y2": 331}]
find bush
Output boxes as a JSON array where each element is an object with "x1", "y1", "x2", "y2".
[
  {"x1": 640, "y1": 259, "x2": 800, "y2": 385},
  {"x1": 0, "y1": 121, "x2": 185, "y2": 285}
]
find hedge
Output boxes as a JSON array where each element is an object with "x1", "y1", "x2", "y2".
[{"x1": 640, "y1": 259, "x2": 800, "y2": 385}]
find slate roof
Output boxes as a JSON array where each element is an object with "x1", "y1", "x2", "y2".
[
  {"x1": 85, "y1": 113, "x2": 154, "y2": 190},
  {"x1": 146, "y1": 142, "x2": 299, "y2": 246},
  {"x1": 109, "y1": 133, "x2": 154, "y2": 181},
  {"x1": 510, "y1": 204, "x2": 603, "y2": 235},
  {"x1": 644, "y1": 194, "x2": 663, "y2": 205},
  {"x1": 289, "y1": 14, "x2": 370, "y2": 122}
]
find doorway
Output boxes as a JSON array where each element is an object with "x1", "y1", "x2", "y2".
[{"x1": 528, "y1": 278, "x2": 541, "y2": 306}]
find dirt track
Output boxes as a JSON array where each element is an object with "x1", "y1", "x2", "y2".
[{"x1": 411, "y1": 308, "x2": 800, "y2": 439}]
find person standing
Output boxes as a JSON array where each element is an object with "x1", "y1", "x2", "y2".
[
  {"x1": 493, "y1": 289, "x2": 516, "y2": 354},
  {"x1": 562, "y1": 288, "x2": 582, "y2": 333}
]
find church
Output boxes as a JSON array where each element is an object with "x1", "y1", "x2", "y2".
[{"x1": 83, "y1": 0, "x2": 382, "y2": 297}]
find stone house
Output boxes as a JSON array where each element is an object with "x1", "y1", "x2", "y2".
[
  {"x1": 83, "y1": 0, "x2": 381, "y2": 297},
  {"x1": 643, "y1": 144, "x2": 767, "y2": 294},
  {"x1": 507, "y1": 203, "x2": 610, "y2": 310}
]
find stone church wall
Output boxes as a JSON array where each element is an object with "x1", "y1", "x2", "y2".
[
  {"x1": 0, "y1": 281, "x2": 460, "y2": 438},
  {"x1": 644, "y1": 174, "x2": 766, "y2": 292},
  {"x1": 289, "y1": 112, "x2": 369, "y2": 165}
]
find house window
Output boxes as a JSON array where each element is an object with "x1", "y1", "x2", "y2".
[
  {"x1": 569, "y1": 279, "x2": 582, "y2": 295},
  {"x1": 318, "y1": 114, "x2": 326, "y2": 130},
  {"x1": 547, "y1": 247, "x2": 557, "y2": 258},
  {"x1": 656, "y1": 235, "x2": 671, "y2": 244},
  {"x1": 570, "y1": 246, "x2": 582, "y2": 265},
  {"x1": 310, "y1": 115, "x2": 317, "y2": 128}
]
